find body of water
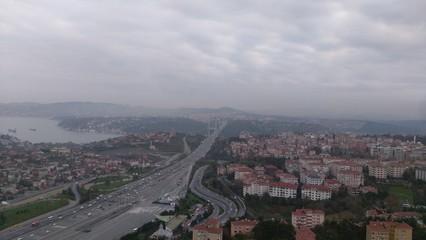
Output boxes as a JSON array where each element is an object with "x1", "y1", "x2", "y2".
[{"x1": 0, "y1": 117, "x2": 120, "y2": 144}]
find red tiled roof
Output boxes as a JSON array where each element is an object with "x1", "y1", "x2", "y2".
[
  {"x1": 296, "y1": 227, "x2": 316, "y2": 240},
  {"x1": 292, "y1": 209, "x2": 324, "y2": 216},
  {"x1": 324, "y1": 179, "x2": 341, "y2": 185},
  {"x1": 231, "y1": 219, "x2": 258, "y2": 227},
  {"x1": 269, "y1": 182, "x2": 298, "y2": 189},
  {"x1": 302, "y1": 184, "x2": 332, "y2": 192},
  {"x1": 279, "y1": 173, "x2": 298, "y2": 179}
]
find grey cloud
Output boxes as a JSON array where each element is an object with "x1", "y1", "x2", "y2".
[{"x1": 1, "y1": 0, "x2": 425, "y2": 119}]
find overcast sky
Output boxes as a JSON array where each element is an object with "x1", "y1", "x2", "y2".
[{"x1": 1, "y1": 0, "x2": 425, "y2": 120}]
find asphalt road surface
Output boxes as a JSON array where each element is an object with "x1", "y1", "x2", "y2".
[{"x1": 190, "y1": 166, "x2": 239, "y2": 225}]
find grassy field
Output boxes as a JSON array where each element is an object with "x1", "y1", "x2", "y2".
[
  {"x1": 388, "y1": 185, "x2": 414, "y2": 204},
  {"x1": 0, "y1": 199, "x2": 68, "y2": 230}
]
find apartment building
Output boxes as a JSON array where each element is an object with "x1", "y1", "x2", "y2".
[
  {"x1": 337, "y1": 170, "x2": 364, "y2": 187},
  {"x1": 301, "y1": 185, "x2": 332, "y2": 201},
  {"x1": 268, "y1": 182, "x2": 298, "y2": 198},
  {"x1": 300, "y1": 171, "x2": 325, "y2": 185},
  {"x1": 230, "y1": 219, "x2": 258, "y2": 237},
  {"x1": 292, "y1": 209, "x2": 325, "y2": 229},
  {"x1": 366, "y1": 221, "x2": 412, "y2": 240},
  {"x1": 323, "y1": 179, "x2": 342, "y2": 191},
  {"x1": 415, "y1": 167, "x2": 426, "y2": 181},
  {"x1": 234, "y1": 167, "x2": 254, "y2": 180},
  {"x1": 243, "y1": 181, "x2": 269, "y2": 196},
  {"x1": 369, "y1": 164, "x2": 387, "y2": 179},
  {"x1": 193, "y1": 218, "x2": 223, "y2": 240},
  {"x1": 278, "y1": 173, "x2": 298, "y2": 184},
  {"x1": 386, "y1": 163, "x2": 407, "y2": 178}
]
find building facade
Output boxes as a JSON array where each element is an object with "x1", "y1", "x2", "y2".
[
  {"x1": 230, "y1": 219, "x2": 258, "y2": 237},
  {"x1": 366, "y1": 221, "x2": 412, "y2": 240},
  {"x1": 301, "y1": 185, "x2": 332, "y2": 201},
  {"x1": 268, "y1": 182, "x2": 298, "y2": 198},
  {"x1": 193, "y1": 218, "x2": 223, "y2": 240},
  {"x1": 292, "y1": 209, "x2": 325, "y2": 229}
]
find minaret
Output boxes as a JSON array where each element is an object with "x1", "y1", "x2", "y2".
[{"x1": 414, "y1": 135, "x2": 417, "y2": 144}]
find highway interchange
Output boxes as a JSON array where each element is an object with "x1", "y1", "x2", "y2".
[
  {"x1": 190, "y1": 166, "x2": 245, "y2": 225},
  {"x1": 2, "y1": 122, "x2": 237, "y2": 240}
]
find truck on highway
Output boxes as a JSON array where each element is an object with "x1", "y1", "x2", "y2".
[{"x1": 31, "y1": 220, "x2": 40, "y2": 227}]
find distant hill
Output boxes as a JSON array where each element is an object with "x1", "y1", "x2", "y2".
[
  {"x1": 222, "y1": 119, "x2": 426, "y2": 137},
  {"x1": 0, "y1": 102, "x2": 146, "y2": 117},
  {"x1": 0, "y1": 102, "x2": 252, "y2": 119},
  {"x1": 58, "y1": 117, "x2": 207, "y2": 134},
  {"x1": 1, "y1": 102, "x2": 425, "y2": 135},
  {"x1": 222, "y1": 120, "x2": 328, "y2": 137}
]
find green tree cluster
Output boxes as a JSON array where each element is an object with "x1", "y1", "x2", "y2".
[{"x1": 252, "y1": 220, "x2": 295, "y2": 240}]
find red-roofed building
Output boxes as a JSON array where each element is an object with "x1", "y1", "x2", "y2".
[
  {"x1": 242, "y1": 173, "x2": 257, "y2": 185},
  {"x1": 366, "y1": 221, "x2": 412, "y2": 240},
  {"x1": 337, "y1": 170, "x2": 364, "y2": 187},
  {"x1": 296, "y1": 227, "x2": 316, "y2": 240},
  {"x1": 278, "y1": 173, "x2": 299, "y2": 184},
  {"x1": 301, "y1": 185, "x2": 332, "y2": 200},
  {"x1": 292, "y1": 209, "x2": 325, "y2": 229},
  {"x1": 257, "y1": 174, "x2": 274, "y2": 182},
  {"x1": 230, "y1": 219, "x2": 258, "y2": 237},
  {"x1": 386, "y1": 162, "x2": 407, "y2": 178},
  {"x1": 227, "y1": 164, "x2": 245, "y2": 174},
  {"x1": 323, "y1": 179, "x2": 342, "y2": 191},
  {"x1": 264, "y1": 165, "x2": 278, "y2": 175},
  {"x1": 234, "y1": 167, "x2": 254, "y2": 180},
  {"x1": 285, "y1": 160, "x2": 301, "y2": 173},
  {"x1": 243, "y1": 181, "x2": 270, "y2": 196},
  {"x1": 269, "y1": 182, "x2": 298, "y2": 198},
  {"x1": 254, "y1": 166, "x2": 265, "y2": 175},
  {"x1": 193, "y1": 218, "x2": 223, "y2": 240}
]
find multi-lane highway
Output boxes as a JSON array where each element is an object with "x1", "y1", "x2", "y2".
[{"x1": 2, "y1": 122, "x2": 227, "y2": 240}]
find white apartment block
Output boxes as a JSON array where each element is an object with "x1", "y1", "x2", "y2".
[
  {"x1": 300, "y1": 171, "x2": 324, "y2": 185},
  {"x1": 386, "y1": 163, "x2": 407, "y2": 178},
  {"x1": 234, "y1": 167, "x2": 253, "y2": 180},
  {"x1": 368, "y1": 164, "x2": 387, "y2": 179},
  {"x1": 301, "y1": 185, "x2": 332, "y2": 201},
  {"x1": 415, "y1": 167, "x2": 426, "y2": 181},
  {"x1": 337, "y1": 170, "x2": 364, "y2": 187},
  {"x1": 243, "y1": 181, "x2": 269, "y2": 196},
  {"x1": 269, "y1": 182, "x2": 298, "y2": 198}
]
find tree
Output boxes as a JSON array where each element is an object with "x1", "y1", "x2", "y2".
[
  {"x1": 313, "y1": 220, "x2": 364, "y2": 240},
  {"x1": 403, "y1": 168, "x2": 416, "y2": 184},
  {"x1": 0, "y1": 213, "x2": 6, "y2": 226},
  {"x1": 252, "y1": 220, "x2": 295, "y2": 240}
]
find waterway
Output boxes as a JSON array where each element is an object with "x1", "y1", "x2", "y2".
[{"x1": 0, "y1": 117, "x2": 120, "y2": 144}]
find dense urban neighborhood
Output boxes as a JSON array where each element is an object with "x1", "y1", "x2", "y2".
[{"x1": 2, "y1": 124, "x2": 426, "y2": 240}]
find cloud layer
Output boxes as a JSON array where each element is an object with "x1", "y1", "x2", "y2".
[{"x1": 1, "y1": 0, "x2": 425, "y2": 119}]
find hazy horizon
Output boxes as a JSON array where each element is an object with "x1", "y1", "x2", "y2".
[{"x1": 1, "y1": 1, "x2": 426, "y2": 120}]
